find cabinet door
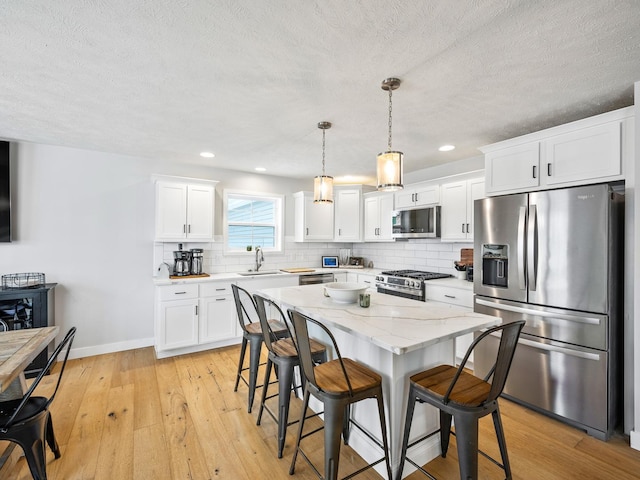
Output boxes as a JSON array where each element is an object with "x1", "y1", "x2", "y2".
[
  {"x1": 413, "y1": 184, "x2": 440, "y2": 207},
  {"x1": 155, "y1": 182, "x2": 187, "y2": 240},
  {"x1": 376, "y1": 194, "x2": 394, "y2": 241},
  {"x1": 394, "y1": 188, "x2": 416, "y2": 209},
  {"x1": 186, "y1": 184, "x2": 215, "y2": 240},
  {"x1": 158, "y1": 299, "x2": 198, "y2": 350},
  {"x1": 363, "y1": 196, "x2": 380, "y2": 241},
  {"x1": 298, "y1": 194, "x2": 334, "y2": 241},
  {"x1": 440, "y1": 181, "x2": 468, "y2": 241},
  {"x1": 485, "y1": 142, "x2": 540, "y2": 194},
  {"x1": 334, "y1": 189, "x2": 361, "y2": 241},
  {"x1": 544, "y1": 121, "x2": 621, "y2": 186},
  {"x1": 199, "y1": 294, "x2": 236, "y2": 344}
]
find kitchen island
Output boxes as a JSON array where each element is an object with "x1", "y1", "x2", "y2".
[{"x1": 258, "y1": 283, "x2": 501, "y2": 478}]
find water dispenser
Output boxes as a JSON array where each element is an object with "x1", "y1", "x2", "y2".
[{"x1": 482, "y1": 244, "x2": 508, "y2": 288}]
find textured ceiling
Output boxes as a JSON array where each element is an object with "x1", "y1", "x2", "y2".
[{"x1": 1, "y1": 1, "x2": 639, "y2": 184}]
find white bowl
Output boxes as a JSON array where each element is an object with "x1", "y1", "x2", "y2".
[{"x1": 324, "y1": 282, "x2": 369, "y2": 304}]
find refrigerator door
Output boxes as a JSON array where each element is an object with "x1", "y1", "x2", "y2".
[
  {"x1": 528, "y1": 184, "x2": 610, "y2": 313},
  {"x1": 473, "y1": 193, "x2": 528, "y2": 303}
]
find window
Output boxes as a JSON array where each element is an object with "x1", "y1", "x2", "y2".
[{"x1": 224, "y1": 191, "x2": 284, "y2": 252}]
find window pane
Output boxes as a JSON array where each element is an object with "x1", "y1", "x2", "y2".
[{"x1": 227, "y1": 194, "x2": 279, "y2": 250}]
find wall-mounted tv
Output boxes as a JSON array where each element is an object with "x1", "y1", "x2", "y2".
[{"x1": 0, "y1": 141, "x2": 11, "y2": 242}]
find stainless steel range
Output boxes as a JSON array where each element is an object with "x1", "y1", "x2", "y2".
[{"x1": 375, "y1": 270, "x2": 452, "y2": 301}]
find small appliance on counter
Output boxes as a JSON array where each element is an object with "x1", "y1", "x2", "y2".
[
  {"x1": 190, "y1": 249, "x2": 204, "y2": 275},
  {"x1": 173, "y1": 244, "x2": 191, "y2": 277}
]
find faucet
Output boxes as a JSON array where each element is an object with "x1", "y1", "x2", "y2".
[{"x1": 255, "y1": 246, "x2": 264, "y2": 271}]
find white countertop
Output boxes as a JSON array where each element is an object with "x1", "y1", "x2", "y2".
[{"x1": 258, "y1": 283, "x2": 499, "y2": 355}]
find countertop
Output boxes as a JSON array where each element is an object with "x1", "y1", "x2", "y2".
[{"x1": 258, "y1": 283, "x2": 498, "y2": 355}]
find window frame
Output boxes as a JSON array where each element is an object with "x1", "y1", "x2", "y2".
[{"x1": 223, "y1": 189, "x2": 284, "y2": 254}]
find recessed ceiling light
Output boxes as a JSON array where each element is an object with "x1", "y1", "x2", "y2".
[
  {"x1": 255, "y1": 167, "x2": 266, "y2": 172},
  {"x1": 438, "y1": 145, "x2": 455, "y2": 152},
  {"x1": 200, "y1": 151, "x2": 215, "y2": 158}
]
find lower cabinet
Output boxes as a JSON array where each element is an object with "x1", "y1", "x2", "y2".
[{"x1": 155, "y1": 281, "x2": 238, "y2": 358}]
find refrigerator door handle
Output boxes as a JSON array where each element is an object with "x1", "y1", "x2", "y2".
[
  {"x1": 527, "y1": 205, "x2": 538, "y2": 291},
  {"x1": 517, "y1": 206, "x2": 527, "y2": 290},
  {"x1": 474, "y1": 298, "x2": 602, "y2": 325},
  {"x1": 488, "y1": 330, "x2": 601, "y2": 361}
]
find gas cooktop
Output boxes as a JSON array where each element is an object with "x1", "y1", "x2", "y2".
[{"x1": 380, "y1": 270, "x2": 453, "y2": 280}]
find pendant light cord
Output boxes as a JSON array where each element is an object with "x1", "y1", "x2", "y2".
[
  {"x1": 388, "y1": 88, "x2": 393, "y2": 151},
  {"x1": 322, "y1": 127, "x2": 326, "y2": 175}
]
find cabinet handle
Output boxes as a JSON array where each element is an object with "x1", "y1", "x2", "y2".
[
  {"x1": 339, "y1": 228, "x2": 341, "y2": 236},
  {"x1": 188, "y1": 224, "x2": 191, "y2": 233},
  {"x1": 466, "y1": 223, "x2": 470, "y2": 233},
  {"x1": 195, "y1": 305, "x2": 198, "y2": 315},
  {"x1": 461, "y1": 223, "x2": 465, "y2": 233},
  {"x1": 547, "y1": 163, "x2": 552, "y2": 176},
  {"x1": 306, "y1": 227, "x2": 309, "y2": 235},
  {"x1": 363, "y1": 280, "x2": 371, "y2": 284},
  {"x1": 183, "y1": 224, "x2": 186, "y2": 233},
  {"x1": 532, "y1": 165, "x2": 537, "y2": 179},
  {"x1": 175, "y1": 291, "x2": 187, "y2": 295},
  {"x1": 414, "y1": 193, "x2": 418, "y2": 203},
  {"x1": 215, "y1": 298, "x2": 226, "y2": 301},
  {"x1": 215, "y1": 288, "x2": 225, "y2": 291},
  {"x1": 444, "y1": 294, "x2": 456, "y2": 299}
]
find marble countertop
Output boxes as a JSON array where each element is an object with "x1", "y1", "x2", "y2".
[{"x1": 258, "y1": 284, "x2": 499, "y2": 355}]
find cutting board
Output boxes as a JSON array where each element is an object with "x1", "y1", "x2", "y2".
[
  {"x1": 169, "y1": 273, "x2": 210, "y2": 279},
  {"x1": 280, "y1": 268, "x2": 316, "y2": 273},
  {"x1": 459, "y1": 248, "x2": 474, "y2": 266}
]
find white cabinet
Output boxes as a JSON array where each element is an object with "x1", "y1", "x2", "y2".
[
  {"x1": 334, "y1": 186, "x2": 367, "y2": 242},
  {"x1": 357, "y1": 272, "x2": 377, "y2": 289},
  {"x1": 156, "y1": 284, "x2": 199, "y2": 351},
  {"x1": 440, "y1": 178, "x2": 485, "y2": 242},
  {"x1": 364, "y1": 192, "x2": 394, "y2": 242},
  {"x1": 293, "y1": 191, "x2": 334, "y2": 242},
  {"x1": 482, "y1": 107, "x2": 631, "y2": 196},
  {"x1": 199, "y1": 282, "x2": 236, "y2": 344},
  {"x1": 424, "y1": 282, "x2": 474, "y2": 366},
  {"x1": 154, "y1": 177, "x2": 218, "y2": 242},
  {"x1": 333, "y1": 271, "x2": 348, "y2": 282},
  {"x1": 394, "y1": 183, "x2": 439, "y2": 209}
]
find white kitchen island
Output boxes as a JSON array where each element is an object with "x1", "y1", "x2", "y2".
[{"x1": 258, "y1": 284, "x2": 501, "y2": 478}]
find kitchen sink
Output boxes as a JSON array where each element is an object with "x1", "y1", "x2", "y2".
[{"x1": 236, "y1": 270, "x2": 284, "y2": 276}]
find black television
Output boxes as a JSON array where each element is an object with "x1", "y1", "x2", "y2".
[{"x1": 0, "y1": 141, "x2": 11, "y2": 242}]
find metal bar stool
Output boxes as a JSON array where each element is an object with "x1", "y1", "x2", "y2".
[
  {"x1": 254, "y1": 294, "x2": 328, "y2": 458},
  {"x1": 288, "y1": 309, "x2": 392, "y2": 480},
  {"x1": 231, "y1": 284, "x2": 288, "y2": 413},
  {"x1": 395, "y1": 320, "x2": 525, "y2": 480}
]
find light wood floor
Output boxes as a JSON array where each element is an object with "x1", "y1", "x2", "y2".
[{"x1": 2, "y1": 345, "x2": 640, "y2": 479}]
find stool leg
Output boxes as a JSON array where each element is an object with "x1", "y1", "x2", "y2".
[
  {"x1": 289, "y1": 387, "x2": 311, "y2": 475},
  {"x1": 247, "y1": 336, "x2": 263, "y2": 413},
  {"x1": 234, "y1": 337, "x2": 248, "y2": 392},
  {"x1": 277, "y1": 360, "x2": 295, "y2": 458},
  {"x1": 342, "y1": 404, "x2": 351, "y2": 445},
  {"x1": 256, "y1": 358, "x2": 273, "y2": 426},
  {"x1": 375, "y1": 389, "x2": 393, "y2": 480},
  {"x1": 396, "y1": 388, "x2": 417, "y2": 480},
  {"x1": 492, "y1": 405, "x2": 512, "y2": 479},
  {"x1": 45, "y1": 412, "x2": 61, "y2": 458},
  {"x1": 453, "y1": 413, "x2": 479, "y2": 480},
  {"x1": 324, "y1": 399, "x2": 345, "y2": 480},
  {"x1": 440, "y1": 410, "x2": 453, "y2": 458}
]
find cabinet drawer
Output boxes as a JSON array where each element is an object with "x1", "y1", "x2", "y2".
[
  {"x1": 200, "y1": 283, "x2": 232, "y2": 297},
  {"x1": 158, "y1": 284, "x2": 198, "y2": 301},
  {"x1": 426, "y1": 285, "x2": 473, "y2": 308}
]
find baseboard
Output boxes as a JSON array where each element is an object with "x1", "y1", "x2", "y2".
[
  {"x1": 630, "y1": 430, "x2": 640, "y2": 450},
  {"x1": 67, "y1": 337, "x2": 155, "y2": 360}
]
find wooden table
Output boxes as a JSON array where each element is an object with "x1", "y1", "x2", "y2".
[{"x1": 0, "y1": 326, "x2": 60, "y2": 393}]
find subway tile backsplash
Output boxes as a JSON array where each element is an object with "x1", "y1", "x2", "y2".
[{"x1": 154, "y1": 238, "x2": 472, "y2": 276}]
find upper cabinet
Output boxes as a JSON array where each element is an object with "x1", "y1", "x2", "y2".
[
  {"x1": 440, "y1": 177, "x2": 485, "y2": 242},
  {"x1": 154, "y1": 176, "x2": 218, "y2": 242},
  {"x1": 363, "y1": 192, "x2": 394, "y2": 242},
  {"x1": 482, "y1": 107, "x2": 632, "y2": 196},
  {"x1": 394, "y1": 182, "x2": 440, "y2": 209},
  {"x1": 294, "y1": 191, "x2": 334, "y2": 241},
  {"x1": 334, "y1": 185, "x2": 374, "y2": 242}
]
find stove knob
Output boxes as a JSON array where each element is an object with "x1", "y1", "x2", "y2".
[{"x1": 404, "y1": 279, "x2": 410, "y2": 287}]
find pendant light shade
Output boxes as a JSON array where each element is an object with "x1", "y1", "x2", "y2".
[
  {"x1": 314, "y1": 121, "x2": 334, "y2": 203},
  {"x1": 377, "y1": 78, "x2": 404, "y2": 191}
]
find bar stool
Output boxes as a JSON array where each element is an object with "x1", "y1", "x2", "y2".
[
  {"x1": 231, "y1": 284, "x2": 288, "y2": 413},
  {"x1": 396, "y1": 320, "x2": 525, "y2": 480},
  {"x1": 253, "y1": 294, "x2": 328, "y2": 458},
  {"x1": 288, "y1": 309, "x2": 392, "y2": 480}
]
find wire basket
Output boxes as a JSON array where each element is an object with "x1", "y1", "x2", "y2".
[{"x1": 2, "y1": 273, "x2": 46, "y2": 289}]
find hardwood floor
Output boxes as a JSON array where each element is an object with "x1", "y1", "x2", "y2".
[{"x1": 3, "y1": 345, "x2": 640, "y2": 479}]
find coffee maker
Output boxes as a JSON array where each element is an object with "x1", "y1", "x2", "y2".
[
  {"x1": 173, "y1": 244, "x2": 191, "y2": 276},
  {"x1": 190, "y1": 249, "x2": 204, "y2": 275}
]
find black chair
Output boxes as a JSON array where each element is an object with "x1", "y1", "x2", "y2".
[
  {"x1": 253, "y1": 294, "x2": 327, "y2": 458},
  {"x1": 232, "y1": 284, "x2": 288, "y2": 413},
  {"x1": 288, "y1": 310, "x2": 392, "y2": 480},
  {"x1": 0, "y1": 326, "x2": 77, "y2": 480},
  {"x1": 395, "y1": 320, "x2": 525, "y2": 480}
]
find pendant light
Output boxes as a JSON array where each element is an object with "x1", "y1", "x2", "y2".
[
  {"x1": 377, "y1": 77, "x2": 404, "y2": 191},
  {"x1": 314, "y1": 121, "x2": 334, "y2": 203}
]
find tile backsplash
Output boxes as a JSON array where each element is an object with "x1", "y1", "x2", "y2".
[{"x1": 154, "y1": 238, "x2": 472, "y2": 276}]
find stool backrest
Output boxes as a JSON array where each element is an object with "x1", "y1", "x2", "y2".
[
  {"x1": 445, "y1": 320, "x2": 525, "y2": 405},
  {"x1": 231, "y1": 284, "x2": 259, "y2": 334},
  {"x1": 253, "y1": 293, "x2": 294, "y2": 352},
  {"x1": 288, "y1": 310, "x2": 354, "y2": 396}
]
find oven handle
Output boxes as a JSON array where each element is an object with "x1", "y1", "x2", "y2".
[
  {"x1": 475, "y1": 298, "x2": 601, "y2": 325},
  {"x1": 488, "y1": 330, "x2": 601, "y2": 361}
]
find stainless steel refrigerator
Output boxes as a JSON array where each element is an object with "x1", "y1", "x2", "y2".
[{"x1": 473, "y1": 183, "x2": 623, "y2": 440}]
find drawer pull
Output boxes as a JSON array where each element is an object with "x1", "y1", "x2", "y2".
[
  {"x1": 215, "y1": 288, "x2": 226, "y2": 291},
  {"x1": 215, "y1": 298, "x2": 226, "y2": 302},
  {"x1": 444, "y1": 294, "x2": 456, "y2": 299},
  {"x1": 175, "y1": 291, "x2": 187, "y2": 295}
]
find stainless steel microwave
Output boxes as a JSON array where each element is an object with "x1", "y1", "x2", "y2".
[{"x1": 392, "y1": 206, "x2": 441, "y2": 238}]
